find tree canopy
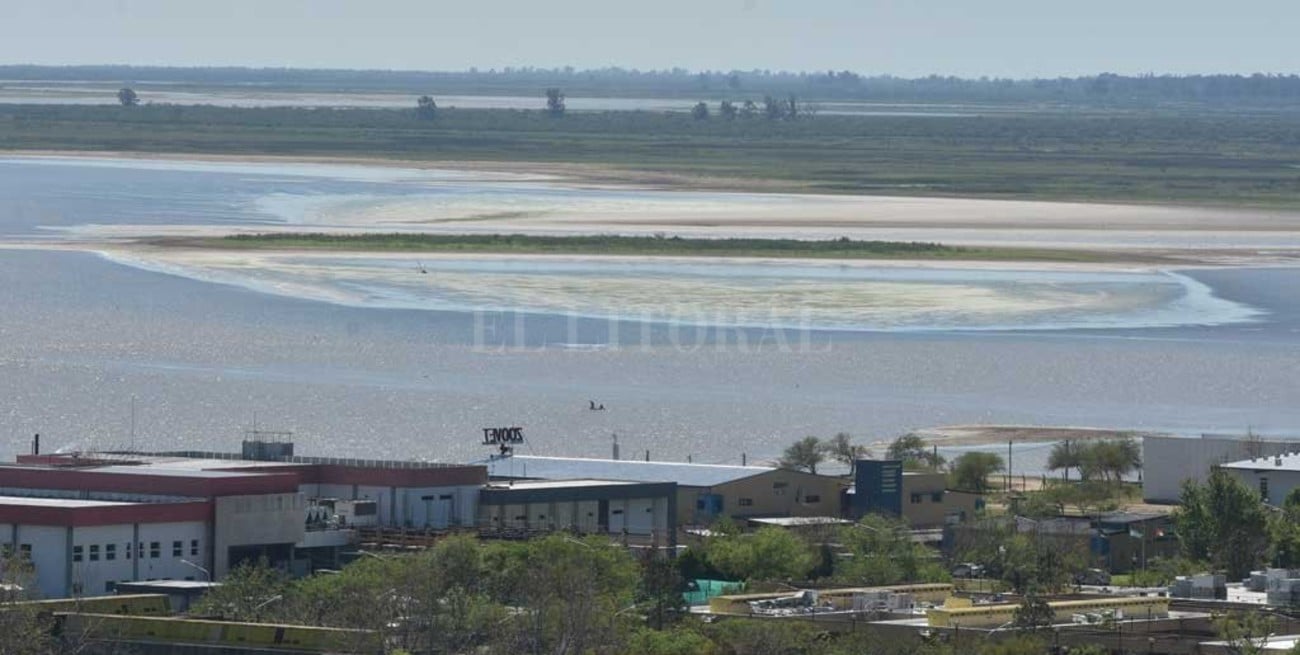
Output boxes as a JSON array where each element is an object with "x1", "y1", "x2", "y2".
[
  {"x1": 1176, "y1": 468, "x2": 1270, "y2": 579},
  {"x1": 779, "y1": 436, "x2": 825, "y2": 474}
]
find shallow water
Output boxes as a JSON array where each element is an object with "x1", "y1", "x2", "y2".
[{"x1": 1, "y1": 156, "x2": 1298, "y2": 472}]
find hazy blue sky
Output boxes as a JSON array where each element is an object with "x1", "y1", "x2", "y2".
[{"x1": 1, "y1": 0, "x2": 1295, "y2": 77}]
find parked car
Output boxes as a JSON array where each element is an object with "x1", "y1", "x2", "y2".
[
  {"x1": 951, "y1": 563, "x2": 985, "y2": 578},
  {"x1": 1074, "y1": 568, "x2": 1112, "y2": 586}
]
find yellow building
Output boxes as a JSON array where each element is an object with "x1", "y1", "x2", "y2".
[{"x1": 926, "y1": 596, "x2": 1169, "y2": 628}]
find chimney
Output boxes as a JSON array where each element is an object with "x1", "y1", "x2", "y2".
[
  {"x1": 611, "y1": 434, "x2": 620, "y2": 461},
  {"x1": 33, "y1": 433, "x2": 39, "y2": 456},
  {"x1": 742, "y1": 452, "x2": 747, "y2": 466},
  {"x1": 645, "y1": 450, "x2": 650, "y2": 462}
]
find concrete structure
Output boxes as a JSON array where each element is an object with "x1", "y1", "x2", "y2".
[
  {"x1": 477, "y1": 479, "x2": 676, "y2": 545},
  {"x1": 926, "y1": 596, "x2": 1170, "y2": 628},
  {"x1": 708, "y1": 583, "x2": 952, "y2": 615},
  {"x1": 1221, "y1": 451, "x2": 1300, "y2": 506},
  {"x1": 1143, "y1": 434, "x2": 1297, "y2": 503},
  {"x1": 483, "y1": 455, "x2": 846, "y2": 526},
  {"x1": 850, "y1": 460, "x2": 983, "y2": 528},
  {"x1": 1, "y1": 445, "x2": 487, "y2": 597}
]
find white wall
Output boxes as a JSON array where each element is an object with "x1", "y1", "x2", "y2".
[
  {"x1": 1223, "y1": 466, "x2": 1300, "y2": 506},
  {"x1": 1143, "y1": 436, "x2": 1295, "y2": 503},
  {"x1": 2, "y1": 521, "x2": 206, "y2": 599},
  {"x1": 304, "y1": 483, "x2": 480, "y2": 528},
  {"x1": 7, "y1": 524, "x2": 66, "y2": 598},
  {"x1": 71, "y1": 522, "x2": 208, "y2": 596}
]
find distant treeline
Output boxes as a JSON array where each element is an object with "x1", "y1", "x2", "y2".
[{"x1": 4, "y1": 65, "x2": 1300, "y2": 105}]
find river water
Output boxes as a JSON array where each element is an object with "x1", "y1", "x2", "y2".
[{"x1": 1, "y1": 156, "x2": 1298, "y2": 471}]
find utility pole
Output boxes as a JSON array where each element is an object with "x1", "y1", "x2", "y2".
[{"x1": 1007, "y1": 440, "x2": 1014, "y2": 492}]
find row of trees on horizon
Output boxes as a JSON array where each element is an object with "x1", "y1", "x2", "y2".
[{"x1": 19, "y1": 64, "x2": 1300, "y2": 104}]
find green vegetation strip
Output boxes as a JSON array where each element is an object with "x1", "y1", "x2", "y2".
[{"x1": 182, "y1": 232, "x2": 1117, "y2": 262}]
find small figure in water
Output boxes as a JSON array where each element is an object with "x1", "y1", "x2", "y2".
[
  {"x1": 416, "y1": 261, "x2": 428, "y2": 274},
  {"x1": 589, "y1": 400, "x2": 597, "y2": 410}
]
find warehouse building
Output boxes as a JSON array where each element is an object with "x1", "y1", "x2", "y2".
[
  {"x1": 2, "y1": 438, "x2": 487, "y2": 598},
  {"x1": 849, "y1": 460, "x2": 983, "y2": 528},
  {"x1": 1142, "y1": 434, "x2": 1297, "y2": 503},
  {"x1": 477, "y1": 478, "x2": 676, "y2": 545},
  {"x1": 1220, "y1": 451, "x2": 1300, "y2": 506},
  {"x1": 483, "y1": 455, "x2": 845, "y2": 526}
]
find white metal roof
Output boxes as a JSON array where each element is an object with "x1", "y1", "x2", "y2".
[
  {"x1": 0, "y1": 495, "x2": 140, "y2": 508},
  {"x1": 481, "y1": 455, "x2": 774, "y2": 487},
  {"x1": 1221, "y1": 452, "x2": 1300, "y2": 472}
]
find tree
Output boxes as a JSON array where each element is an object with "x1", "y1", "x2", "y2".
[
  {"x1": 886, "y1": 433, "x2": 946, "y2": 471},
  {"x1": 1011, "y1": 592, "x2": 1054, "y2": 631},
  {"x1": 1215, "y1": 611, "x2": 1278, "y2": 655},
  {"x1": 638, "y1": 552, "x2": 686, "y2": 630},
  {"x1": 950, "y1": 452, "x2": 1004, "y2": 493},
  {"x1": 785, "y1": 94, "x2": 799, "y2": 120},
  {"x1": 823, "y1": 432, "x2": 869, "y2": 475},
  {"x1": 415, "y1": 95, "x2": 437, "y2": 120},
  {"x1": 762, "y1": 95, "x2": 784, "y2": 120},
  {"x1": 0, "y1": 555, "x2": 56, "y2": 655},
  {"x1": 494, "y1": 535, "x2": 639, "y2": 655},
  {"x1": 739, "y1": 99, "x2": 758, "y2": 119},
  {"x1": 705, "y1": 527, "x2": 816, "y2": 582},
  {"x1": 191, "y1": 558, "x2": 291, "y2": 622},
  {"x1": 691, "y1": 101, "x2": 710, "y2": 120},
  {"x1": 779, "y1": 436, "x2": 824, "y2": 474},
  {"x1": 1047, "y1": 441, "x2": 1082, "y2": 481},
  {"x1": 1079, "y1": 438, "x2": 1142, "y2": 482},
  {"x1": 545, "y1": 87, "x2": 566, "y2": 116},
  {"x1": 719, "y1": 100, "x2": 737, "y2": 120},
  {"x1": 1175, "y1": 468, "x2": 1270, "y2": 579},
  {"x1": 1272, "y1": 488, "x2": 1300, "y2": 568},
  {"x1": 117, "y1": 87, "x2": 139, "y2": 106},
  {"x1": 834, "y1": 514, "x2": 949, "y2": 585}
]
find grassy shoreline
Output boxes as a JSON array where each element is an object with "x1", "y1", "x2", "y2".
[
  {"x1": 3, "y1": 103, "x2": 1299, "y2": 207},
  {"x1": 154, "y1": 232, "x2": 1143, "y2": 263}
]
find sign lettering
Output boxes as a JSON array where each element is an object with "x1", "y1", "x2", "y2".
[{"x1": 481, "y1": 427, "x2": 525, "y2": 445}]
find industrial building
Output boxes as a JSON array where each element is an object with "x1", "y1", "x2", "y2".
[
  {"x1": 2, "y1": 437, "x2": 487, "y2": 598},
  {"x1": 849, "y1": 460, "x2": 984, "y2": 528},
  {"x1": 483, "y1": 455, "x2": 847, "y2": 526},
  {"x1": 477, "y1": 478, "x2": 676, "y2": 545},
  {"x1": 1221, "y1": 451, "x2": 1300, "y2": 506},
  {"x1": 1143, "y1": 433, "x2": 1297, "y2": 503}
]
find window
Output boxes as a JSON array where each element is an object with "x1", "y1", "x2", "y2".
[
  {"x1": 1260, "y1": 477, "x2": 1270, "y2": 501},
  {"x1": 104, "y1": 581, "x2": 116, "y2": 593},
  {"x1": 932, "y1": 492, "x2": 944, "y2": 502},
  {"x1": 20, "y1": 544, "x2": 32, "y2": 558},
  {"x1": 804, "y1": 494, "x2": 821, "y2": 504},
  {"x1": 106, "y1": 544, "x2": 116, "y2": 561},
  {"x1": 149, "y1": 542, "x2": 160, "y2": 559},
  {"x1": 173, "y1": 541, "x2": 183, "y2": 557},
  {"x1": 773, "y1": 481, "x2": 788, "y2": 496},
  {"x1": 1, "y1": 544, "x2": 11, "y2": 558},
  {"x1": 910, "y1": 493, "x2": 923, "y2": 504},
  {"x1": 190, "y1": 539, "x2": 199, "y2": 557},
  {"x1": 89, "y1": 544, "x2": 100, "y2": 561},
  {"x1": 72, "y1": 545, "x2": 84, "y2": 562},
  {"x1": 125, "y1": 542, "x2": 132, "y2": 560},
  {"x1": 738, "y1": 498, "x2": 754, "y2": 507}
]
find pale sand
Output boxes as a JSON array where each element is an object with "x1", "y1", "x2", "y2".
[
  {"x1": 896, "y1": 425, "x2": 1156, "y2": 448},
  {"x1": 6, "y1": 150, "x2": 1300, "y2": 265}
]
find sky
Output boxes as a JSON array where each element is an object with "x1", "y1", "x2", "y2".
[{"x1": 0, "y1": 0, "x2": 1296, "y2": 78}]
